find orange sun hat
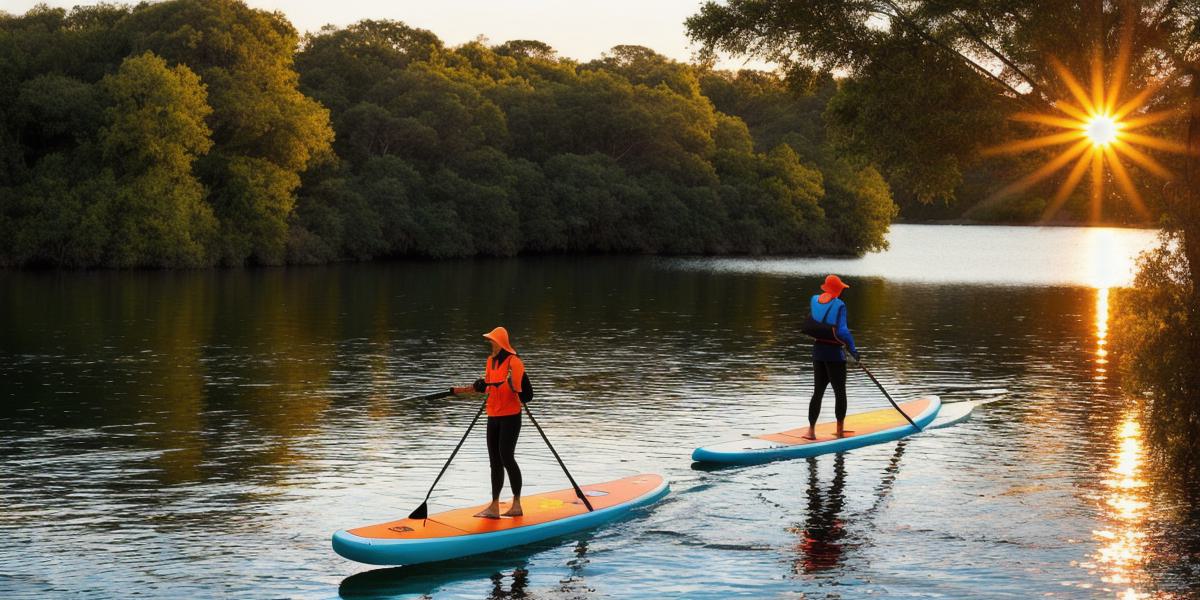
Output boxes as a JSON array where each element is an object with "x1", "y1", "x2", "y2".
[
  {"x1": 482, "y1": 326, "x2": 516, "y2": 354},
  {"x1": 818, "y1": 275, "x2": 849, "y2": 303}
]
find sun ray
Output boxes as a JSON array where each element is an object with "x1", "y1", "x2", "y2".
[
  {"x1": 1091, "y1": 50, "x2": 1106, "y2": 114},
  {"x1": 1055, "y1": 101, "x2": 1092, "y2": 123},
  {"x1": 1107, "y1": 15, "x2": 1134, "y2": 113},
  {"x1": 1051, "y1": 56, "x2": 1098, "y2": 114},
  {"x1": 1119, "y1": 109, "x2": 1181, "y2": 131},
  {"x1": 1112, "y1": 77, "x2": 1172, "y2": 121},
  {"x1": 1011, "y1": 112, "x2": 1089, "y2": 129},
  {"x1": 1041, "y1": 148, "x2": 1095, "y2": 221},
  {"x1": 984, "y1": 130, "x2": 1087, "y2": 155},
  {"x1": 1103, "y1": 145, "x2": 1150, "y2": 219},
  {"x1": 1110, "y1": 140, "x2": 1173, "y2": 179},
  {"x1": 1119, "y1": 131, "x2": 1191, "y2": 154},
  {"x1": 991, "y1": 139, "x2": 1092, "y2": 198}
]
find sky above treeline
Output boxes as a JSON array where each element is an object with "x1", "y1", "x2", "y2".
[{"x1": 4, "y1": 0, "x2": 774, "y2": 70}]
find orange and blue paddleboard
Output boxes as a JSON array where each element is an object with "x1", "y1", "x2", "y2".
[
  {"x1": 333, "y1": 474, "x2": 669, "y2": 565},
  {"x1": 692, "y1": 396, "x2": 941, "y2": 465}
]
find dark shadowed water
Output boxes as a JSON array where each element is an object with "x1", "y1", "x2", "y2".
[{"x1": 3, "y1": 224, "x2": 1197, "y2": 599}]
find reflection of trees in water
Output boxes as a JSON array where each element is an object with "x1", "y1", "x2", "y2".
[
  {"x1": 1110, "y1": 243, "x2": 1200, "y2": 481},
  {"x1": 0, "y1": 260, "x2": 1124, "y2": 509}
]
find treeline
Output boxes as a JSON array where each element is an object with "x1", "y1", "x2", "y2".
[{"x1": 0, "y1": 1, "x2": 895, "y2": 268}]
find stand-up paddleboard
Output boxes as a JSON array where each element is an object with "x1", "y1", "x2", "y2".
[
  {"x1": 333, "y1": 474, "x2": 669, "y2": 565},
  {"x1": 692, "y1": 396, "x2": 941, "y2": 465}
]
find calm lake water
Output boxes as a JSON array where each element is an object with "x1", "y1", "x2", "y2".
[{"x1": 4, "y1": 224, "x2": 1197, "y2": 599}]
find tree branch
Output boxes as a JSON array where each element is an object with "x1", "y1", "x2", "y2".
[
  {"x1": 950, "y1": 13, "x2": 1045, "y2": 101},
  {"x1": 878, "y1": 0, "x2": 1045, "y2": 110}
]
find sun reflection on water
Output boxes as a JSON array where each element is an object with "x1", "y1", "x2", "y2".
[
  {"x1": 1087, "y1": 228, "x2": 1139, "y2": 289},
  {"x1": 1091, "y1": 414, "x2": 1151, "y2": 596},
  {"x1": 1095, "y1": 287, "x2": 1110, "y2": 381},
  {"x1": 1087, "y1": 286, "x2": 1154, "y2": 597}
]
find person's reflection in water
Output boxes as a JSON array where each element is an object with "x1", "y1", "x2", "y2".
[
  {"x1": 488, "y1": 567, "x2": 529, "y2": 599},
  {"x1": 559, "y1": 539, "x2": 592, "y2": 596},
  {"x1": 792, "y1": 453, "x2": 848, "y2": 574}
]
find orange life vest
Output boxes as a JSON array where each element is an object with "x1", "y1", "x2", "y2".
[{"x1": 484, "y1": 353, "x2": 525, "y2": 417}]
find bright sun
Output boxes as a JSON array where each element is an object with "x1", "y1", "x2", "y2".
[
  {"x1": 983, "y1": 30, "x2": 1188, "y2": 223},
  {"x1": 1085, "y1": 114, "x2": 1120, "y2": 146}
]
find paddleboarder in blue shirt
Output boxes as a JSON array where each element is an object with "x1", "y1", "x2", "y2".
[{"x1": 804, "y1": 275, "x2": 859, "y2": 440}]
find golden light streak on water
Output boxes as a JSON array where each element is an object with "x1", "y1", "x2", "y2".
[
  {"x1": 1091, "y1": 414, "x2": 1151, "y2": 597},
  {"x1": 1095, "y1": 287, "x2": 1110, "y2": 381},
  {"x1": 1086, "y1": 274, "x2": 1153, "y2": 598}
]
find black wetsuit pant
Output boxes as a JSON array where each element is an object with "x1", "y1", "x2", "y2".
[
  {"x1": 486, "y1": 414, "x2": 522, "y2": 500},
  {"x1": 809, "y1": 361, "x2": 848, "y2": 427}
]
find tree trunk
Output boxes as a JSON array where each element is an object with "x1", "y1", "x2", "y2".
[
  {"x1": 1181, "y1": 65, "x2": 1200, "y2": 411},
  {"x1": 1183, "y1": 66, "x2": 1200, "y2": 304}
]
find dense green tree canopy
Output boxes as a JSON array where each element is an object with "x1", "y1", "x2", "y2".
[{"x1": 0, "y1": 0, "x2": 899, "y2": 267}]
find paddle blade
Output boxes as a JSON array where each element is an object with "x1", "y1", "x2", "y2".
[{"x1": 408, "y1": 502, "x2": 428, "y2": 520}]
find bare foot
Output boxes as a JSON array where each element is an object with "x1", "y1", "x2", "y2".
[
  {"x1": 501, "y1": 501, "x2": 523, "y2": 517},
  {"x1": 801, "y1": 428, "x2": 817, "y2": 440},
  {"x1": 474, "y1": 503, "x2": 501, "y2": 519},
  {"x1": 835, "y1": 430, "x2": 855, "y2": 438}
]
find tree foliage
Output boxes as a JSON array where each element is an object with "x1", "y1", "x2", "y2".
[{"x1": 0, "y1": 1, "x2": 899, "y2": 267}]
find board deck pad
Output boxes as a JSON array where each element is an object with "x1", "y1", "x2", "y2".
[
  {"x1": 755, "y1": 397, "x2": 933, "y2": 447},
  {"x1": 349, "y1": 474, "x2": 663, "y2": 540}
]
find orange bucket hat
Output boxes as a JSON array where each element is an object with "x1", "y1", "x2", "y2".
[
  {"x1": 819, "y1": 275, "x2": 849, "y2": 302},
  {"x1": 482, "y1": 326, "x2": 516, "y2": 354}
]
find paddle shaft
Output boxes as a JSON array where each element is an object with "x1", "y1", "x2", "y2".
[
  {"x1": 409, "y1": 398, "x2": 488, "y2": 519},
  {"x1": 522, "y1": 403, "x2": 595, "y2": 512},
  {"x1": 399, "y1": 389, "x2": 455, "y2": 403},
  {"x1": 854, "y1": 360, "x2": 922, "y2": 431}
]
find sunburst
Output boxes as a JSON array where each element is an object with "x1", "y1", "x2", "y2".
[{"x1": 984, "y1": 35, "x2": 1188, "y2": 222}]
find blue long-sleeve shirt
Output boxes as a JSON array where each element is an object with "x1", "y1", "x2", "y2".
[{"x1": 810, "y1": 295, "x2": 858, "y2": 362}]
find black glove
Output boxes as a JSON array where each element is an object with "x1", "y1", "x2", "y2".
[{"x1": 473, "y1": 378, "x2": 486, "y2": 393}]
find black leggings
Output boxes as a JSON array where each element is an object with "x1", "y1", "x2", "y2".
[
  {"x1": 486, "y1": 414, "x2": 522, "y2": 500},
  {"x1": 809, "y1": 361, "x2": 848, "y2": 426}
]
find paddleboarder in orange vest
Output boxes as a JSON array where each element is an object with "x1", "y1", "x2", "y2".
[{"x1": 451, "y1": 326, "x2": 527, "y2": 519}]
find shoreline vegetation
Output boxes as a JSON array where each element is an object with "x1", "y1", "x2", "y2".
[
  {"x1": 0, "y1": 1, "x2": 892, "y2": 269},
  {"x1": 0, "y1": 0, "x2": 1142, "y2": 270}
]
